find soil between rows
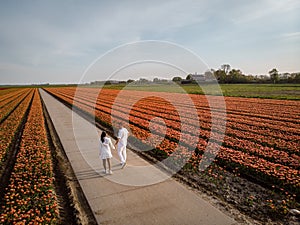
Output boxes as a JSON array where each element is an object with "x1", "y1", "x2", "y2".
[{"x1": 41, "y1": 95, "x2": 97, "y2": 225}]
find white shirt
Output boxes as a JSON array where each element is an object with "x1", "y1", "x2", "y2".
[{"x1": 117, "y1": 127, "x2": 129, "y2": 147}]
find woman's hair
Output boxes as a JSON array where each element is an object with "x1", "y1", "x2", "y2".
[{"x1": 101, "y1": 131, "x2": 106, "y2": 143}]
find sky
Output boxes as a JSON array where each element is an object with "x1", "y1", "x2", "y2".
[{"x1": 0, "y1": 0, "x2": 299, "y2": 84}]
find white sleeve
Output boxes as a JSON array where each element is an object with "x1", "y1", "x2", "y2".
[{"x1": 109, "y1": 138, "x2": 115, "y2": 150}]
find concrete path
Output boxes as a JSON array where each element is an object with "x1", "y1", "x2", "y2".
[{"x1": 40, "y1": 89, "x2": 238, "y2": 225}]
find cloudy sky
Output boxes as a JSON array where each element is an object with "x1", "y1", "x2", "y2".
[{"x1": 0, "y1": 0, "x2": 299, "y2": 84}]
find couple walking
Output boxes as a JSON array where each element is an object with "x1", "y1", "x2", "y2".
[{"x1": 99, "y1": 123, "x2": 129, "y2": 175}]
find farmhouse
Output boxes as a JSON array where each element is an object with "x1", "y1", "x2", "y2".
[{"x1": 190, "y1": 74, "x2": 205, "y2": 81}]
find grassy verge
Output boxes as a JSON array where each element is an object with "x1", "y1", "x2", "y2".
[{"x1": 99, "y1": 83, "x2": 300, "y2": 100}]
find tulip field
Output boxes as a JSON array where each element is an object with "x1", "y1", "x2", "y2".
[
  {"x1": 0, "y1": 86, "x2": 299, "y2": 223},
  {"x1": 0, "y1": 88, "x2": 59, "y2": 224},
  {"x1": 44, "y1": 87, "x2": 300, "y2": 197}
]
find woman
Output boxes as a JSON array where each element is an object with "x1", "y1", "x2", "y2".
[{"x1": 99, "y1": 131, "x2": 115, "y2": 174}]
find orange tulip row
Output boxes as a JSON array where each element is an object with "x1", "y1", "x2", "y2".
[
  {"x1": 75, "y1": 86, "x2": 300, "y2": 128},
  {"x1": 55, "y1": 87, "x2": 299, "y2": 144},
  {"x1": 0, "y1": 88, "x2": 28, "y2": 106},
  {"x1": 0, "y1": 89, "x2": 32, "y2": 124},
  {"x1": 44, "y1": 87, "x2": 300, "y2": 193},
  {"x1": 0, "y1": 89, "x2": 34, "y2": 167},
  {"x1": 0, "y1": 88, "x2": 22, "y2": 98},
  {"x1": 46, "y1": 87, "x2": 299, "y2": 157},
  {"x1": 0, "y1": 89, "x2": 59, "y2": 224}
]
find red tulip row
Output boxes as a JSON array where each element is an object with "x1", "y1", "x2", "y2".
[
  {"x1": 44, "y1": 87, "x2": 300, "y2": 191},
  {"x1": 129, "y1": 95, "x2": 300, "y2": 137},
  {"x1": 225, "y1": 126, "x2": 299, "y2": 155},
  {"x1": 108, "y1": 95, "x2": 300, "y2": 147},
  {"x1": 57, "y1": 87, "x2": 300, "y2": 136},
  {"x1": 218, "y1": 146, "x2": 299, "y2": 187},
  {"x1": 116, "y1": 103, "x2": 300, "y2": 170},
  {"x1": 110, "y1": 92, "x2": 300, "y2": 150},
  {"x1": 222, "y1": 96, "x2": 300, "y2": 119},
  {"x1": 127, "y1": 114, "x2": 300, "y2": 189},
  {"x1": 44, "y1": 88, "x2": 299, "y2": 165},
  {"x1": 110, "y1": 90, "x2": 300, "y2": 133},
  {"x1": 0, "y1": 89, "x2": 34, "y2": 166},
  {"x1": 53, "y1": 87, "x2": 299, "y2": 149},
  {"x1": 80, "y1": 87, "x2": 300, "y2": 125},
  {"x1": 0, "y1": 89, "x2": 59, "y2": 224},
  {"x1": 76, "y1": 86, "x2": 300, "y2": 126},
  {"x1": 71, "y1": 87, "x2": 300, "y2": 141},
  {"x1": 128, "y1": 114, "x2": 300, "y2": 169},
  {"x1": 192, "y1": 93, "x2": 300, "y2": 119},
  {"x1": 47, "y1": 88, "x2": 299, "y2": 158}
]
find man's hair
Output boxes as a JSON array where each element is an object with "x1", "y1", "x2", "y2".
[{"x1": 117, "y1": 121, "x2": 125, "y2": 127}]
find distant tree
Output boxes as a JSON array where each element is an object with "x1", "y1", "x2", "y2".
[
  {"x1": 153, "y1": 78, "x2": 159, "y2": 83},
  {"x1": 221, "y1": 64, "x2": 231, "y2": 75},
  {"x1": 281, "y1": 73, "x2": 290, "y2": 79},
  {"x1": 127, "y1": 79, "x2": 135, "y2": 83},
  {"x1": 269, "y1": 68, "x2": 279, "y2": 84},
  {"x1": 139, "y1": 78, "x2": 149, "y2": 83},
  {"x1": 186, "y1": 74, "x2": 193, "y2": 80},
  {"x1": 294, "y1": 73, "x2": 300, "y2": 83},
  {"x1": 228, "y1": 69, "x2": 244, "y2": 83},
  {"x1": 247, "y1": 75, "x2": 256, "y2": 83},
  {"x1": 172, "y1": 76, "x2": 182, "y2": 82},
  {"x1": 214, "y1": 69, "x2": 226, "y2": 83}
]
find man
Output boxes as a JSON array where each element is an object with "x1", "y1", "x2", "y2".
[{"x1": 115, "y1": 122, "x2": 129, "y2": 168}]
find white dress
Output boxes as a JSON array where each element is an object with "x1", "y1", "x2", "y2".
[{"x1": 99, "y1": 137, "x2": 115, "y2": 159}]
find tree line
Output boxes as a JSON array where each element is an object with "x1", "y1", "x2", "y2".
[
  {"x1": 89, "y1": 64, "x2": 300, "y2": 85},
  {"x1": 173, "y1": 64, "x2": 300, "y2": 84}
]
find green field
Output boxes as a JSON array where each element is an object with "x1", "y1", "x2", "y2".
[
  {"x1": 100, "y1": 83, "x2": 300, "y2": 100},
  {"x1": 2, "y1": 83, "x2": 299, "y2": 100}
]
